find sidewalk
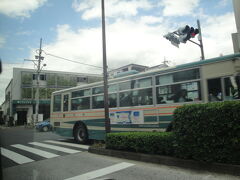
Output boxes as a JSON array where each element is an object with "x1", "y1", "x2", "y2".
[
  {"x1": 0, "y1": 125, "x2": 30, "y2": 130},
  {"x1": 89, "y1": 146, "x2": 240, "y2": 177}
]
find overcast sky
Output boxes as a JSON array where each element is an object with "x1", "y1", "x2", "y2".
[{"x1": 0, "y1": 0, "x2": 237, "y2": 104}]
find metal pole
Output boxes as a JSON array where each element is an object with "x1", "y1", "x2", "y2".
[
  {"x1": 197, "y1": 20, "x2": 205, "y2": 60},
  {"x1": 35, "y1": 38, "x2": 42, "y2": 124},
  {"x1": 101, "y1": 0, "x2": 111, "y2": 133}
]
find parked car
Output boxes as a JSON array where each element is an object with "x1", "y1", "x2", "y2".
[{"x1": 35, "y1": 120, "x2": 52, "y2": 132}]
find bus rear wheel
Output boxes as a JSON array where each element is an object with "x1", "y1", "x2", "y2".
[{"x1": 73, "y1": 124, "x2": 88, "y2": 144}]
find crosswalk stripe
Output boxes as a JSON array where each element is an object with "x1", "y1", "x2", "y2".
[
  {"x1": 44, "y1": 140, "x2": 89, "y2": 150},
  {"x1": 29, "y1": 142, "x2": 81, "y2": 154},
  {"x1": 11, "y1": 144, "x2": 59, "y2": 158},
  {"x1": 64, "y1": 162, "x2": 135, "y2": 180},
  {"x1": 0, "y1": 147, "x2": 34, "y2": 164}
]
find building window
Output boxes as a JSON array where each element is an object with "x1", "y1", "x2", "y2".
[
  {"x1": 33, "y1": 74, "x2": 36, "y2": 80},
  {"x1": 46, "y1": 88, "x2": 57, "y2": 99},
  {"x1": 77, "y1": 77, "x2": 87, "y2": 83},
  {"x1": 40, "y1": 74, "x2": 46, "y2": 81},
  {"x1": 57, "y1": 75, "x2": 71, "y2": 86},
  {"x1": 132, "y1": 66, "x2": 145, "y2": 72},
  {"x1": 46, "y1": 74, "x2": 56, "y2": 86},
  {"x1": 22, "y1": 88, "x2": 32, "y2": 99},
  {"x1": 32, "y1": 74, "x2": 46, "y2": 81},
  {"x1": 22, "y1": 72, "x2": 32, "y2": 85}
]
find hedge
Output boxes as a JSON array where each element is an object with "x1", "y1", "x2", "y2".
[
  {"x1": 106, "y1": 132, "x2": 174, "y2": 155},
  {"x1": 173, "y1": 101, "x2": 240, "y2": 164}
]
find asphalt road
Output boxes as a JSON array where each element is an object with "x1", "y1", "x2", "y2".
[{"x1": 1, "y1": 126, "x2": 239, "y2": 180}]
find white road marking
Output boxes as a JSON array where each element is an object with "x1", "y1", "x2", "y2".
[
  {"x1": 11, "y1": 144, "x2": 59, "y2": 158},
  {"x1": 44, "y1": 140, "x2": 89, "y2": 150},
  {"x1": 64, "y1": 162, "x2": 135, "y2": 180},
  {"x1": 0, "y1": 147, "x2": 34, "y2": 164},
  {"x1": 29, "y1": 142, "x2": 81, "y2": 154}
]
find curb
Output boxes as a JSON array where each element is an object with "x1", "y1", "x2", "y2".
[
  {"x1": 89, "y1": 147, "x2": 240, "y2": 177},
  {"x1": 0, "y1": 126, "x2": 9, "y2": 130}
]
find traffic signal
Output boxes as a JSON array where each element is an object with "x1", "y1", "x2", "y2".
[
  {"x1": 190, "y1": 28, "x2": 199, "y2": 38},
  {"x1": 177, "y1": 25, "x2": 190, "y2": 35},
  {"x1": 177, "y1": 25, "x2": 199, "y2": 43},
  {"x1": 163, "y1": 33, "x2": 180, "y2": 48}
]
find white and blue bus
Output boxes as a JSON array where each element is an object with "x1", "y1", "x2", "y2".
[{"x1": 50, "y1": 53, "x2": 240, "y2": 143}]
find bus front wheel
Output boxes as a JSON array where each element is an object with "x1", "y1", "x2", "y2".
[{"x1": 73, "y1": 124, "x2": 88, "y2": 144}]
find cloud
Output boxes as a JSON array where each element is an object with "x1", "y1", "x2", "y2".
[
  {"x1": 0, "y1": 36, "x2": 5, "y2": 48},
  {"x1": 140, "y1": 16, "x2": 163, "y2": 24},
  {"x1": 160, "y1": 0, "x2": 199, "y2": 17},
  {"x1": 38, "y1": 11, "x2": 235, "y2": 73},
  {"x1": 16, "y1": 30, "x2": 33, "y2": 36},
  {"x1": 1, "y1": 9, "x2": 236, "y2": 104},
  {"x1": 217, "y1": 0, "x2": 228, "y2": 8},
  {"x1": 72, "y1": 0, "x2": 153, "y2": 20},
  {"x1": 203, "y1": 12, "x2": 236, "y2": 56},
  {"x1": 0, "y1": 0, "x2": 47, "y2": 18},
  {"x1": 30, "y1": 17, "x2": 198, "y2": 76}
]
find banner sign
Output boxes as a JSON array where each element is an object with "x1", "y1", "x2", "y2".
[
  {"x1": 110, "y1": 110, "x2": 144, "y2": 124},
  {"x1": 13, "y1": 100, "x2": 50, "y2": 105}
]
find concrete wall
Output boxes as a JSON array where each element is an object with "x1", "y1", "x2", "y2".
[
  {"x1": 12, "y1": 68, "x2": 22, "y2": 100},
  {"x1": 232, "y1": 0, "x2": 240, "y2": 53},
  {"x1": 233, "y1": 0, "x2": 240, "y2": 32}
]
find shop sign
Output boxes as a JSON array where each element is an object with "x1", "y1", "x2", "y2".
[{"x1": 13, "y1": 100, "x2": 50, "y2": 105}]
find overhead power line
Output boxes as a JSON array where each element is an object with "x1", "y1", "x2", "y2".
[{"x1": 43, "y1": 51, "x2": 107, "y2": 70}]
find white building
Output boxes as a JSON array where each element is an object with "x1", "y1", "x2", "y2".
[
  {"x1": 108, "y1": 63, "x2": 168, "y2": 78},
  {"x1": 1, "y1": 68, "x2": 102, "y2": 126},
  {"x1": 108, "y1": 64, "x2": 148, "y2": 78}
]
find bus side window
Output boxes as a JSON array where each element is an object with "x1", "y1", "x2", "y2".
[
  {"x1": 92, "y1": 95, "x2": 104, "y2": 109},
  {"x1": 109, "y1": 94, "x2": 117, "y2": 108},
  {"x1": 53, "y1": 95, "x2": 61, "y2": 112},
  {"x1": 63, "y1": 94, "x2": 69, "y2": 111},
  {"x1": 208, "y1": 78, "x2": 222, "y2": 102}
]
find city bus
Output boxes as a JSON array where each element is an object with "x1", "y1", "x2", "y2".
[{"x1": 50, "y1": 53, "x2": 240, "y2": 143}]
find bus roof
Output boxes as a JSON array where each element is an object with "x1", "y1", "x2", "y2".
[{"x1": 52, "y1": 53, "x2": 240, "y2": 95}]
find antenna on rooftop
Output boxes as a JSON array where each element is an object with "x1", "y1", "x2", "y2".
[{"x1": 162, "y1": 57, "x2": 171, "y2": 66}]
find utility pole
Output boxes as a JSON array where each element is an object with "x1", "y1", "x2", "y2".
[
  {"x1": 197, "y1": 20, "x2": 205, "y2": 60},
  {"x1": 25, "y1": 38, "x2": 45, "y2": 125},
  {"x1": 101, "y1": 0, "x2": 111, "y2": 133},
  {"x1": 35, "y1": 38, "x2": 43, "y2": 123}
]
